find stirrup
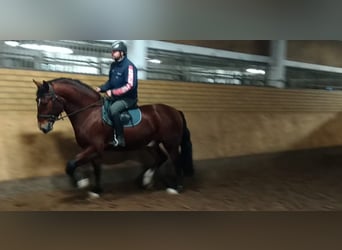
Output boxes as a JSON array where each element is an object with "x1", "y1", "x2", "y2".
[{"x1": 112, "y1": 135, "x2": 119, "y2": 147}]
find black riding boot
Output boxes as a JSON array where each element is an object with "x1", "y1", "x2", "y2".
[{"x1": 112, "y1": 114, "x2": 125, "y2": 147}]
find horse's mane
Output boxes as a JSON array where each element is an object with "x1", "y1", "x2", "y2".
[{"x1": 48, "y1": 78, "x2": 100, "y2": 98}]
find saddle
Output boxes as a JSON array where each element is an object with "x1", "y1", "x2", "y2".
[{"x1": 101, "y1": 98, "x2": 142, "y2": 128}]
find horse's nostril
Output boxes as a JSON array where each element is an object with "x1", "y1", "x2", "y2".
[
  {"x1": 41, "y1": 127, "x2": 49, "y2": 134},
  {"x1": 40, "y1": 123, "x2": 52, "y2": 134}
]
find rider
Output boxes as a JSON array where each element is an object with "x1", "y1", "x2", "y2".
[{"x1": 95, "y1": 41, "x2": 138, "y2": 147}]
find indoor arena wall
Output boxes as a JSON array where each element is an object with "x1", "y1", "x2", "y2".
[{"x1": 1, "y1": 68, "x2": 342, "y2": 181}]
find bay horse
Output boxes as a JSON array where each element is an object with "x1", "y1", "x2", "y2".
[{"x1": 33, "y1": 78, "x2": 194, "y2": 197}]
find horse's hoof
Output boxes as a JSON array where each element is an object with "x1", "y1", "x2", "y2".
[
  {"x1": 166, "y1": 188, "x2": 179, "y2": 195},
  {"x1": 77, "y1": 178, "x2": 90, "y2": 189},
  {"x1": 87, "y1": 191, "x2": 100, "y2": 199}
]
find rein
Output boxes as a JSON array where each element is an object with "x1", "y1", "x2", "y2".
[{"x1": 56, "y1": 99, "x2": 103, "y2": 121}]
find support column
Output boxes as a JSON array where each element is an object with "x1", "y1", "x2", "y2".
[
  {"x1": 267, "y1": 40, "x2": 287, "y2": 88},
  {"x1": 127, "y1": 40, "x2": 148, "y2": 80}
]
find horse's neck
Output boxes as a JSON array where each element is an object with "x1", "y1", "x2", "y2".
[{"x1": 54, "y1": 83, "x2": 100, "y2": 115}]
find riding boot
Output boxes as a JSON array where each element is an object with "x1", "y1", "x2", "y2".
[{"x1": 112, "y1": 114, "x2": 125, "y2": 147}]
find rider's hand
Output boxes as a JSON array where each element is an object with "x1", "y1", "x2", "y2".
[
  {"x1": 106, "y1": 90, "x2": 112, "y2": 97},
  {"x1": 95, "y1": 87, "x2": 101, "y2": 92}
]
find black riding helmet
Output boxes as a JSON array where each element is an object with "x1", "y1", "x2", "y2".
[{"x1": 111, "y1": 41, "x2": 127, "y2": 55}]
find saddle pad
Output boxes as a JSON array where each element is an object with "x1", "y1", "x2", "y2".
[{"x1": 102, "y1": 103, "x2": 142, "y2": 128}]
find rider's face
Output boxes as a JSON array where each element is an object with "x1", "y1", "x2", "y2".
[{"x1": 112, "y1": 50, "x2": 122, "y2": 60}]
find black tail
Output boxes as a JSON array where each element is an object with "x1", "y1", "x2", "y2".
[{"x1": 179, "y1": 111, "x2": 194, "y2": 176}]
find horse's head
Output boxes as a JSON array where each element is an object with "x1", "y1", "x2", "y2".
[{"x1": 33, "y1": 79, "x2": 64, "y2": 134}]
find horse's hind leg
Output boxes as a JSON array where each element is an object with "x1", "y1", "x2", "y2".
[
  {"x1": 140, "y1": 143, "x2": 168, "y2": 189},
  {"x1": 162, "y1": 143, "x2": 184, "y2": 194}
]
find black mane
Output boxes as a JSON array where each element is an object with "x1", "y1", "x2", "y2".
[
  {"x1": 36, "y1": 77, "x2": 100, "y2": 100},
  {"x1": 49, "y1": 78, "x2": 96, "y2": 93},
  {"x1": 47, "y1": 77, "x2": 101, "y2": 99}
]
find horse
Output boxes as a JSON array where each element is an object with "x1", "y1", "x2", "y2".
[{"x1": 33, "y1": 77, "x2": 194, "y2": 197}]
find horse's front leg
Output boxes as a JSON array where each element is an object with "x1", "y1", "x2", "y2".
[{"x1": 65, "y1": 146, "x2": 98, "y2": 189}]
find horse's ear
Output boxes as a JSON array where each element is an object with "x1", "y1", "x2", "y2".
[
  {"x1": 33, "y1": 79, "x2": 42, "y2": 88},
  {"x1": 42, "y1": 80, "x2": 50, "y2": 91}
]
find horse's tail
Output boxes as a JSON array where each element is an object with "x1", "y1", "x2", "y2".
[{"x1": 179, "y1": 111, "x2": 194, "y2": 176}]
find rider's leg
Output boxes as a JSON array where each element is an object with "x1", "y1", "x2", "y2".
[{"x1": 110, "y1": 100, "x2": 128, "y2": 147}]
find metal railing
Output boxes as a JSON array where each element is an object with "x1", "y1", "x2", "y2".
[{"x1": 1, "y1": 40, "x2": 342, "y2": 90}]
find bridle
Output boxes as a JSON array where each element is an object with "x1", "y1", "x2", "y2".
[{"x1": 37, "y1": 83, "x2": 102, "y2": 123}]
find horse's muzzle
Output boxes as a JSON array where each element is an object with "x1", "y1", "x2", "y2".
[{"x1": 39, "y1": 121, "x2": 54, "y2": 134}]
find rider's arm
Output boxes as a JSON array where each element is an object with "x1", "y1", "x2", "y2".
[{"x1": 112, "y1": 64, "x2": 136, "y2": 96}]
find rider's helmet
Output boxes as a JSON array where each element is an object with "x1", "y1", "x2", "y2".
[{"x1": 111, "y1": 41, "x2": 127, "y2": 55}]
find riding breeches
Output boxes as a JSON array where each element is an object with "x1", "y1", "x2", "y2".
[{"x1": 109, "y1": 98, "x2": 137, "y2": 117}]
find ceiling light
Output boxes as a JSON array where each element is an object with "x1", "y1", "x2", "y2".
[
  {"x1": 4, "y1": 41, "x2": 19, "y2": 47},
  {"x1": 20, "y1": 43, "x2": 73, "y2": 54},
  {"x1": 148, "y1": 59, "x2": 162, "y2": 64},
  {"x1": 246, "y1": 68, "x2": 266, "y2": 75}
]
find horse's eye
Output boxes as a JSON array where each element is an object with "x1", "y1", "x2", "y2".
[{"x1": 37, "y1": 97, "x2": 49, "y2": 106}]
